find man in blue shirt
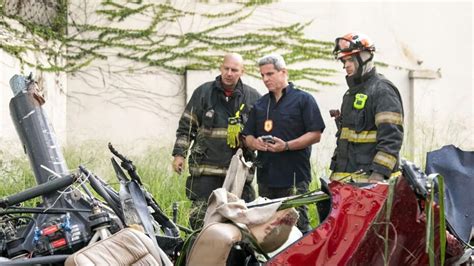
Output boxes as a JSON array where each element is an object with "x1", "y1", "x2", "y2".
[{"x1": 243, "y1": 53, "x2": 325, "y2": 233}]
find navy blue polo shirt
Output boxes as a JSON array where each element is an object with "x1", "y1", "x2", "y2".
[{"x1": 243, "y1": 82, "x2": 325, "y2": 188}]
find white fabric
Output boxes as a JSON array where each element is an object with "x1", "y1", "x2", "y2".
[
  {"x1": 360, "y1": 51, "x2": 374, "y2": 76},
  {"x1": 221, "y1": 148, "x2": 251, "y2": 198},
  {"x1": 203, "y1": 188, "x2": 282, "y2": 226},
  {"x1": 202, "y1": 189, "x2": 298, "y2": 253},
  {"x1": 199, "y1": 148, "x2": 298, "y2": 256}
]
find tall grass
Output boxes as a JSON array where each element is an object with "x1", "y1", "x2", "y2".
[
  {"x1": 1, "y1": 143, "x2": 191, "y2": 227},
  {"x1": 0, "y1": 156, "x2": 37, "y2": 200},
  {"x1": 66, "y1": 142, "x2": 192, "y2": 227},
  {"x1": 1, "y1": 143, "x2": 327, "y2": 229}
]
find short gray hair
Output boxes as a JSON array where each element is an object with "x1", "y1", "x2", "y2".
[{"x1": 257, "y1": 53, "x2": 287, "y2": 71}]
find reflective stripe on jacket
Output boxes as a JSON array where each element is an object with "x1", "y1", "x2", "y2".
[
  {"x1": 172, "y1": 76, "x2": 261, "y2": 177},
  {"x1": 330, "y1": 68, "x2": 404, "y2": 177}
]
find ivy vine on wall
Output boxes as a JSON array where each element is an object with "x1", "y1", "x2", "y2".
[{"x1": 0, "y1": 0, "x2": 338, "y2": 90}]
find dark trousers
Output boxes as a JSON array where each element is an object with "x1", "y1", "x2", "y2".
[
  {"x1": 258, "y1": 180, "x2": 311, "y2": 233},
  {"x1": 186, "y1": 175, "x2": 256, "y2": 230}
]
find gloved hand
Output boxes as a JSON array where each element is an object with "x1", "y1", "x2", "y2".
[{"x1": 368, "y1": 172, "x2": 385, "y2": 183}]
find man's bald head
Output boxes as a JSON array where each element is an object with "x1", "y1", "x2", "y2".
[
  {"x1": 220, "y1": 53, "x2": 245, "y2": 90},
  {"x1": 222, "y1": 53, "x2": 244, "y2": 67}
]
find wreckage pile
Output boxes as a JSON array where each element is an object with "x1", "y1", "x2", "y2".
[{"x1": 0, "y1": 74, "x2": 472, "y2": 265}]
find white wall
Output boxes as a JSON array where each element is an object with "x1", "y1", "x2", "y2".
[
  {"x1": 0, "y1": 49, "x2": 67, "y2": 156},
  {"x1": 0, "y1": 1, "x2": 466, "y2": 171},
  {"x1": 180, "y1": 1, "x2": 473, "y2": 169},
  {"x1": 66, "y1": 63, "x2": 185, "y2": 146}
]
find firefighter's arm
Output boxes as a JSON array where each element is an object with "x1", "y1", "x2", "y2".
[
  {"x1": 172, "y1": 88, "x2": 202, "y2": 160},
  {"x1": 371, "y1": 82, "x2": 404, "y2": 177}
]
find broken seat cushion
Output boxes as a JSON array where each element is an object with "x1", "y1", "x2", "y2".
[
  {"x1": 65, "y1": 228, "x2": 163, "y2": 266},
  {"x1": 186, "y1": 222, "x2": 242, "y2": 266}
]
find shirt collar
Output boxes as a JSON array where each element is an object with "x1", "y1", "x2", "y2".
[
  {"x1": 215, "y1": 75, "x2": 243, "y2": 95},
  {"x1": 269, "y1": 82, "x2": 294, "y2": 99}
]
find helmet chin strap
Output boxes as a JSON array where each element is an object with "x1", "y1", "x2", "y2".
[
  {"x1": 346, "y1": 52, "x2": 374, "y2": 87},
  {"x1": 354, "y1": 54, "x2": 364, "y2": 79}
]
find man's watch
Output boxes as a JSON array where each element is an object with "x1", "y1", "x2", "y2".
[{"x1": 285, "y1": 141, "x2": 290, "y2": 151}]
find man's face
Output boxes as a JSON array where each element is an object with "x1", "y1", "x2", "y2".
[
  {"x1": 341, "y1": 55, "x2": 358, "y2": 76},
  {"x1": 259, "y1": 64, "x2": 287, "y2": 93},
  {"x1": 220, "y1": 57, "x2": 244, "y2": 89}
]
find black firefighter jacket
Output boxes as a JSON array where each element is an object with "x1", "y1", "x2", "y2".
[
  {"x1": 172, "y1": 76, "x2": 261, "y2": 178},
  {"x1": 330, "y1": 68, "x2": 404, "y2": 178}
]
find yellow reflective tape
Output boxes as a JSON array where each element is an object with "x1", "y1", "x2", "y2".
[
  {"x1": 175, "y1": 137, "x2": 190, "y2": 147},
  {"x1": 200, "y1": 128, "x2": 227, "y2": 138},
  {"x1": 340, "y1": 128, "x2": 377, "y2": 143},
  {"x1": 183, "y1": 111, "x2": 199, "y2": 126},
  {"x1": 189, "y1": 165, "x2": 227, "y2": 176},
  {"x1": 330, "y1": 172, "x2": 369, "y2": 182},
  {"x1": 391, "y1": 171, "x2": 401, "y2": 178},
  {"x1": 373, "y1": 151, "x2": 398, "y2": 170},
  {"x1": 331, "y1": 171, "x2": 401, "y2": 183},
  {"x1": 375, "y1": 112, "x2": 403, "y2": 127},
  {"x1": 235, "y1": 103, "x2": 245, "y2": 117}
]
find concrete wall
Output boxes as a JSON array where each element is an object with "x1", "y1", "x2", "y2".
[
  {"x1": 66, "y1": 1, "x2": 472, "y2": 168},
  {"x1": 67, "y1": 64, "x2": 184, "y2": 146},
  {"x1": 1, "y1": 6, "x2": 67, "y2": 157},
  {"x1": 1, "y1": 2, "x2": 471, "y2": 171},
  {"x1": 0, "y1": 49, "x2": 67, "y2": 156}
]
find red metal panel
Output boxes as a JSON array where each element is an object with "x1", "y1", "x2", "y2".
[
  {"x1": 267, "y1": 182, "x2": 389, "y2": 266},
  {"x1": 267, "y1": 176, "x2": 448, "y2": 265},
  {"x1": 348, "y1": 177, "x2": 440, "y2": 265}
]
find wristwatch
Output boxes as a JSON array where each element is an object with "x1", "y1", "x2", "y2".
[{"x1": 285, "y1": 141, "x2": 290, "y2": 151}]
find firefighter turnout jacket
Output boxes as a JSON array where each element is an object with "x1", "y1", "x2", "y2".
[
  {"x1": 172, "y1": 76, "x2": 261, "y2": 178},
  {"x1": 330, "y1": 68, "x2": 404, "y2": 179}
]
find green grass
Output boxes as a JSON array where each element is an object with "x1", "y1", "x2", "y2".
[
  {"x1": 1, "y1": 143, "x2": 327, "y2": 229},
  {"x1": 0, "y1": 155, "x2": 38, "y2": 205},
  {"x1": 65, "y1": 143, "x2": 192, "y2": 228}
]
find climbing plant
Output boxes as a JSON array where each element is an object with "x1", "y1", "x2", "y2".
[{"x1": 0, "y1": 0, "x2": 337, "y2": 89}]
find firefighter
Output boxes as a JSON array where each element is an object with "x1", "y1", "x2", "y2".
[
  {"x1": 172, "y1": 53, "x2": 261, "y2": 229},
  {"x1": 330, "y1": 33, "x2": 404, "y2": 183}
]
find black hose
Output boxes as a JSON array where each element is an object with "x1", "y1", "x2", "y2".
[{"x1": 0, "y1": 175, "x2": 75, "y2": 208}]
